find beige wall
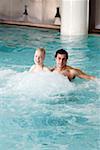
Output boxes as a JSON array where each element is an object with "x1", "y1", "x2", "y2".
[
  {"x1": 42, "y1": 0, "x2": 60, "y2": 23},
  {"x1": 0, "y1": 0, "x2": 23, "y2": 19},
  {"x1": 0, "y1": 0, "x2": 60, "y2": 24},
  {"x1": 95, "y1": 0, "x2": 100, "y2": 29}
]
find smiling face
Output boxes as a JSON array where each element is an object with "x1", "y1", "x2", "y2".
[
  {"x1": 55, "y1": 53, "x2": 67, "y2": 68},
  {"x1": 34, "y1": 50, "x2": 45, "y2": 66}
]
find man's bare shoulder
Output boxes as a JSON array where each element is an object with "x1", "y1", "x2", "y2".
[
  {"x1": 63, "y1": 65, "x2": 77, "y2": 71},
  {"x1": 50, "y1": 66, "x2": 76, "y2": 72},
  {"x1": 64, "y1": 66, "x2": 82, "y2": 76},
  {"x1": 65, "y1": 65, "x2": 81, "y2": 71}
]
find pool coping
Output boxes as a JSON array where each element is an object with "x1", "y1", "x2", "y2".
[
  {"x1": 0, "y1": 20, "x2": 100, "y2": 36},
  {"x1": 0, "y1": 20, "x2": 60, "y2": 30}
]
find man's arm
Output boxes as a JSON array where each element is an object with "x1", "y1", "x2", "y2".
[{"x1": 75, "y1": 68, "x2": 96, "y2": 80}]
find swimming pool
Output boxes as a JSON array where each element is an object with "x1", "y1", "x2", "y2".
[{"x1": 0, "y1": 24, "x2": 100, "y2": 150}]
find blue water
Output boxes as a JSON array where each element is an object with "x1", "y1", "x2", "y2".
[{"x1": 0, "y1": 24, "x2": 100, "y2": 150}]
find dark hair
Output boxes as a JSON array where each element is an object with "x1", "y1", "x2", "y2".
[{"x1": 55, "y1": 49, "x2": 68, "y2": 59}]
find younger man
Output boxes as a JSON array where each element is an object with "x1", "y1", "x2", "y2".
[{"x1": 52, "y1": 49, "x2": 95, "y2": 81}]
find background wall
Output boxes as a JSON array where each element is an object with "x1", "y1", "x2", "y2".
[
  {"x1": 0, "y1": 0, "x2": 23, "y2": 20},
  {"x1": 0, "y1": 0, "x2": 60, "y2": 24}
]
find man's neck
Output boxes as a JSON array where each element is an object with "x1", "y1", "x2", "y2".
[{"x1": 55, "y1": 66, "x2": 65, "y2": 72}]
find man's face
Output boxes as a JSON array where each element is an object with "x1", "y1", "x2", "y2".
[{"x1": 55, "y1": 53, "x2": 67, "y2": 68}]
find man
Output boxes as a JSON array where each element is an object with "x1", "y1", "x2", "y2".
[{"x1": 51, "y1": 49, "x2": 95, "y2": 81}]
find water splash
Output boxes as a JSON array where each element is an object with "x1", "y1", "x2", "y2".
[{"x1": 0, "y1": 69, "x2": 74, "y2": 102}]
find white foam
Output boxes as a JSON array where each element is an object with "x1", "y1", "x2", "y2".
[
  {"x1": 0, "y1": 69, "x2": 74, "y2": 101},
  {"x1": 0, "y1": 69, "x2": 99, "y2": 129},
  {"x1": 0, "y1": 68, "x2": 100, "y2": 106}
]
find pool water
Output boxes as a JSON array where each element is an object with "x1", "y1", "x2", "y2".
[{"x1": 0, "y1": 24, "x2": 100, "y2": 150}]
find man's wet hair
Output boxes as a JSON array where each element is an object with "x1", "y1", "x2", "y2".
[{"x1": 55, "y1": 49, "x2": 68, "y2": 59}]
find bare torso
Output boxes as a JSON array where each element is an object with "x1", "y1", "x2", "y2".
[
  {"x1": 51, "y1": 64, "x2": 96, "y2": 81},
  {"x1": 52, "y1": 65, "x2": 76, "y2": 81}
]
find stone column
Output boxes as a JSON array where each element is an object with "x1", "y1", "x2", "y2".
[{"x1": 61, "y1": 0, "x2": 89, "y2": 36}]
